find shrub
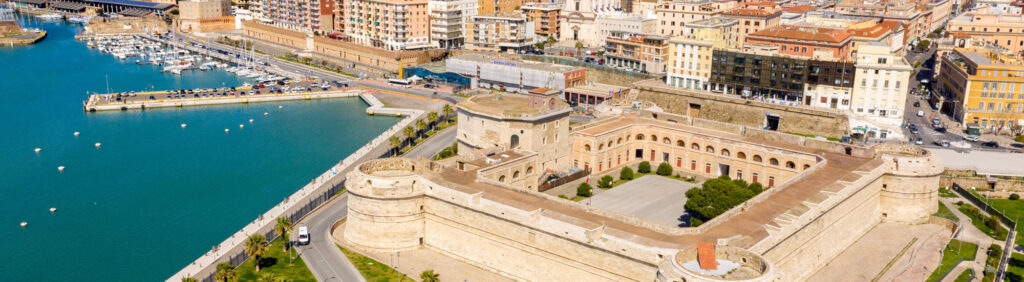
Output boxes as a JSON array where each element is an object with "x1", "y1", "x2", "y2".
[
  {"x1": 748, "y1": 182, "x2": 764, "y2": 194},
  {"x1": 558, "y1": 194, "x2": 568, "y2": 199},
  {"x1": 1012, "y1": 193, "x2": 1020, "y2": 200},
  {"x1": 620, "y1": 167, "x2": 634, "y2": 180},
  {"x1": 577, "y1": 182, "x2": 593, "y2": 197},
  {"x1": 717, "y1": 174, "x2": 731, "y2": 181},
  {"x1": 684, "y1": 178, "x2": 756, "y2": 221},
  {"x1": 598, "y1": 175, "x2": 613, "y2": 188},
  {"x1": 985, "y1": 216, "x2": 1000, "y2": 231},
  {"x1": 732, "y1": 179, "x2": 749, "y2": 189},
  {"x1": 689, "y1": 218, "x2": 703, "y2": 227},
  {"x1": 656, "y1": 162, "x2": 673, "y2": 176},
  {"x1": 1016, "y1": 135, "x2": 1024, "y2": 143},
  {"x1": 638, "y1": 161, "x2": 651, "y2": 173}
]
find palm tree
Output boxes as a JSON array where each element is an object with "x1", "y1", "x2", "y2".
[
  {"x1": 245, "y1": 234, "x2": 268, "y2": 272},
  {"x1": 388, "y1": 136, "x2": 402, "y2": 156},
  {"x1": 181, "y1": 277, "x2": 198, "y2": 282},
  {"x1": 214, "y1": 262, "x2": 236, "y2": 282},
  {"x1": 256, "y1": 273, "x2": 279, "y2": 282},
  {"x1": 421, "y1": 270, "x2": 440, "y2": 282},
  {"x1": 416, "y1": 119, "x2": 427, "y2": 139},
  {"x1": 427, "y1": 112, "x2": 439, "y2": 130},
  {"x1": 274, "y1": 217, "x2": 292, "y2": 252},
  {"x1": 575, "y1": 40, "x2": 584, "y2": 57},
  {"x1": 441, "y1": 104, "x2": 454, "y2": 125},
  {"x1": 546, "y1": 36, "x2": 556, "y2": 46},
  {"x1": 403, "y1": 125, "x2": 416, "y2": 146}
]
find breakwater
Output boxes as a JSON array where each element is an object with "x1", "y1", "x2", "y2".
[{"x1": 167, "y1": 93, "x2": 422, "y2": 281}]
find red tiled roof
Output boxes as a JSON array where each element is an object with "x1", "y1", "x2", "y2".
[
  {"x1": 748, "y1": 25, "x2": 851, "y2": 43},
  {"x1": 848, "y1": 19, "x2": 901, "y2": 38},
  {"x1": 697, "y1": 242, "x2": 717, "y2": 270},
  {"x1": 783, "y1": 4, "x2": 817, "y2": 13},
  {"x1": 723, "y1": 8, "x2": 781, "y2": 17}
]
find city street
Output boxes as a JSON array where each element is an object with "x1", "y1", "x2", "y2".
[{"x1": 901, "y1": 44, "x2": 968, "y2": 147}]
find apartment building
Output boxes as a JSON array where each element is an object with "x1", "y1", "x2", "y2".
[
  {"x1": 851, "y1": 42, "x2": 913, "y2": 121},
  {"x1": 938, "y1": 48, "x2": 1024, "y2": 131},
  {"x1": 478, "y1": 0, "x2": 524, "y2": 14},
  {"x1": 429, "y1": 0, "x2": 477, "y2": 48},
  {"x1": 595, "y1": 13, "x2": 657, "y2": 46},
  {"x1": 179, "y1": 0, "x2": 233, "y2": 32},
  {"x1": 260, "y1": 0, "x2": 322, "y2": 32},
  {"x1": 831, "y1": 0, "x2": 929, "y2": 41},
  {"x1": 709, "y1": 48, "x2": 856, "y2": 102},
  {"x1": 947, "y1": 8, "x2": 1024, "y2": 54},
  {"x1": 343, "y1": 0, "x2": 432, "y2": 50},
  {"x1": 721, "y1": 8, "x2": 781, "y2": 48},
  {"x1": 666, "y1": 16, "x2": 737, "y2": 90},
  {"x1": 654, "y1": 0, "x2": 738, "y2": 37},
  {"x1": 522, "y1": 1, "x2": 562, "y2": 40},
  {"x1": 746, "y1": 25, "x2": 853, "y2": 60},
  {"x1": 559, "y1": 0, "x2": 621, "y2": 46},
  {"x1": 466, "y1": 13, "x2": 536, "y2": 52},
  {"x1": 604, "y1": 31, "x2": 669, "y2": 73}
]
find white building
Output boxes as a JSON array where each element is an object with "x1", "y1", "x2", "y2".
[
  {"x1": 446, "y1": 53, "x2": 587, "y2": 93},
  {"x1": 594, "y1": 12, "x2": 656, "y2": 46},
  {"x1": 558, "y1": 0, "x2": 620, "y2": 47},
  {"x1": 428, "y1": 0, "x2": 477, "y2": 49},
  {"x1": 852, "y1": 42, "x2": 912, "y2": 123}
]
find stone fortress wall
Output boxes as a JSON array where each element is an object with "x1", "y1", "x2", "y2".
[{"x1": 340, "y1": 122, "x2": 943, "y2": 281}]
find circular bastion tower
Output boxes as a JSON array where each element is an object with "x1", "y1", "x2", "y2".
[
  {"x1": 657, "y1": 245, "x2": 781, "y2": 282},
  {"x1": 343, "y1": 158, "x2": 430, "y2": 252},
  {"x1": 873, "y1": 144, "x2": 944, "y2": 224}
]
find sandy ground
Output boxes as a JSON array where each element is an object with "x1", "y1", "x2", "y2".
[{"x1": 808, "y1": 222, "x2": 950, "y2": 282}]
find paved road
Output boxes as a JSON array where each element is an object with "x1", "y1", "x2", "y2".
[
  {"x1": 900, "y1": 46, "x2": 966, "y2": 146},
  {"x1": 296, "y1": 126, "x2": 457, "y2": 282}
]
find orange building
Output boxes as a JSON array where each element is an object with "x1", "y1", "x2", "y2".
[
  {"x1": 478, "y1": 0, "x2": 523, "y2": 14},
  {"x1": 721, "y1": 8, "x2": 781, "y2": 48},
  {"x1": 746, "y1": 25, "x2": 853, "y2": 60},
  {"x1": 522, "y1": 1, "x2": 562, "y2": 39}
]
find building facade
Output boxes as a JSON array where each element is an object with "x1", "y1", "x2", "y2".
[
  {"x1": 466, "y1": 14, "x2": 536, "y2": 52},
  {"x1": 654, "y1": 0, "x2": 738, "y2": 37},
  {"x1": 851, "y1": 42, "x2": 913, "y2": 121},
  {"x1": 522, "y1": 1, "x2": 562, "y2": 40},
  {"x1": 342, "y1": 0, "x2": 432, "y2": 50},
  {"x1": 746, "y1": 25, "x2": 853, "y2": 60},
  {"x1": 179, "y1": 0, "x2": 233, "y2": 32},
  {"x1": 455, "y1": 93, "x2": 572, "y2": 174},
  {"x1": 666, "y1": 16, "x2": 737, "y2": 90},
  {"x1": 722, "y1": 8, "x2": 781, "y2": 49},
  {"x1": 557, "y1": 0, "x2": 620, "y2": 46},
  {"x1": 709, "y1": 48, "x2": 856, "y2": 102},
  {"x1": 604, "y1": 32, "x2": 669, "y2": 73},
  {"x1": 259, "y1": 0, "x2": 322, "y2": 32},
  {"x1": 428, "y1": 0, "x2": 477, "y2": 48},
  {"x1": 938, "y1": 48, "x2": 1024, "y2": 131},
  {"x1": 446, "y1": 53, "x2": 587, "y2": 92},
  {"x1": 947, "y1": 10, "x2": 1024, "y2": 54}
]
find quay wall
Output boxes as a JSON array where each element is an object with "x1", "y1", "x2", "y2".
[
  {"x1": 84, "y1": 90, "x2": 380, "y2": 112},
  {"x1": 0, "y1": 31, "x2": 46, "y2": 46},
  {"x1": 167, "y1": 96, "x2": 424, "y2": 282}
]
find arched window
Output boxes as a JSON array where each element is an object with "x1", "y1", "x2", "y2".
[
  {"x1": 617, "y1": 138, "x2": 623, "y2": 144},
  {"x1": 785, "y1": 161, "x2": 796, "y2": 169},
  {"x1": 721, "y1": 149, "x2": 730, "y2": 157},
  {"x1": 608, "y1": 141, "x2": 613, "y2": 147},
  {"x1": 513, "y1": 171, "x2": 520, "y2": 178},
  {"x1": 677, "y1": 140, "x2": 685, "y2": 147},
  {"x1": 736, "y1": 152, "x2": 746, "y2": 159},
  {"x1": 803, "y1": 164, "x2": 810, "y2": 170},
  {"x1": 753, "y1": 155, "x2": 763, "y2": 162},
  {"x1": 663, "y1": 137, "x2": 671, "y2": 144},
  {"x1": 584, "y1": 144, "x2": 591, "y2": 151},
  {"x1": 651, "y1": 135, "x2": 658, "y2": 141},
  {"x1": 769, "y1": 158, "x2": 779, "y2": 166},
  {"x1": 510, "y1": 134, "x2": 520, "y2": 148},
  {"x1": 527, "y1": 166, "x2": 534, "y2": 174},
  {"x1": 598, "y1": 144, "x2": 604, "y2": 150},
  {"x1": 635, "y1": 134, "x2": 645, "y2": 140},
  {"x1": 691, "y1": 143, "x2": 700, "y2": 150},
  {"x1": 498, "y1": 175, "x2": 506, "y2": 182},
  {"x1": 706, "y1": 146, "x2": 715, "y2": 153}
]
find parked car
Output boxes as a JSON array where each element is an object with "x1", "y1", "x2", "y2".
[
  {"x1": 914, "y1": 101, "x2": 920, "y2": 107},
  {"x1": 297, "y1": 226, "x2": 310, "y2": 245},
  {"x1": 982, "y1": 141, "x2": 999, "y2": 148},
  {"x1": 917, "y1": 110, "x2": 925, "y2": 117},
  {"x1": 963, "y1": 135, "x2": 980, "y2": 142},
  {"x1": 915, "y1": 137, "x2": 923, "y2": 145},
  {"x1": 936, "y1": 140, "x2": 950, "y2": 147}
]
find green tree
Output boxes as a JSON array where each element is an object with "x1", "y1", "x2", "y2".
[
  {"x1": 638, "y1": 161, "x2": 651, "y2": 174},
  {"x1": 403, "y1": 125, "x2": 416, "y2": 145},
  {"x1": 575, "y1": 40, "x2": 584, "y2": 56},
  {"x1": 256, "y1": 273, "x2": 279, "y2": 282},
  {"x1": 656, "y1": 162, "x2": 673, "y2": 176},
  {"x1": 535, "y1": 42, "x2": 545, "y2": 50},
  {"x1": 598, "y1": 175, "x2": 613, "y2": 188},
  {"x1": 619, "y1": 167, "x2": 634, "y2": 180},
  {"x1": 546, "y1": 36, "x2": 556, "y2": 46},
  {"x1": 441, "y1": 104, "x2": 454, "y2": 125},
  {"x1": 684, "y1": 178, "x2": 756, "y2": 221},
  {"x1": 214, "y1": 262, "x2": 237, "y2": 282},
  {"x1": 426, "y1": 111, "x2": 439, "y2": 130},
  {"x1": 181, "y1": 278, "x2": 197, "y2": 282},
  {"x1": 389, "y1": 136, "x2": 402, "y2": 156},
  {"x1": 1012, "y1": 193, "x2": 1021, "y2": 200},
  {"x1": 748, "y1": 182, "x2": 764, "y2": 194},
  {"x1": 917, "y1": 39, "x2": 931, "y2": 51},
  {"x1": 274, "y1": 217, "x2": 292, "y2": 252},
  {"x1": 416, "y1": 119, "x2": 428, "y2": 138},
  {"x1": 597, "y1": 50, "x2": 605, "y2": 57},
  {"x1": 985, "y1": 216, "x2": 1000, "y2": 231},
  {"x1": 689, "y1": 218, "x2": 703, "y2": 227},
  {"x1": 1016, "y1": 135, "x2": 1024, "y2": 143},
  {"x1": 577, "y1": 182, "x2": 593, "y2": 197},
  {"x1": 245, "y1": 234, "x2": 268, "y2": 272},
  {"x1": 420, "y1": 270, "x2": 440, "y2": 282}
]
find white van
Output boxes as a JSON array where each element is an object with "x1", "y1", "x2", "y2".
[{"x1": 297, "y1": 226, "x2": 310, "y2": 245}]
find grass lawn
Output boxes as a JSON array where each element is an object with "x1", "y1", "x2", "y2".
[
  {"x1": 337, "y1": 244, "x2": 415, "y2": 282},
  {"x1": 955, "y1": 202, "x2": 1008, "y2": 240},
  {"x1": 939, "y1": 187, "x2": 959, "y2": 198},
  {"x1": 933, "y1": 202, "x2": 959, "y2": 223},
  {"x1": 954, "y1": 269, "x2": 974, "y2": 282},
  {"x1": 236, "y1": 238, "x2": 316, "y2": 282},
  {"x1": 925, "y1": 239, "x2": 977, "y2": 282},
  {"x1": 1008, "y1": 253, "x2": 1024, "y2": 282},
  {"x1": 986, "y1": 198, "x2": 1024, "y2": 246}
]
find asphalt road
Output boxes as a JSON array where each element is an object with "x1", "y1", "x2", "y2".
[
  {"x1": 295, "y1": 126, "x2": 457, "y2": 282},
  {"x1": 900, "y1": 46, "x2": 966, "y2": 146}
]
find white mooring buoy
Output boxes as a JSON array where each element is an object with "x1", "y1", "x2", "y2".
[
  {"x1": 181, "y1": 123, "x2": 187, "y2": 129},
  {"x1": 50, "y1": 207, "x2": 56, "y2": 213},
  {"x1": 57, "y1": 166, "x2": 65, "y2": 172},
  {"x1": 249, "y1": 119, "x2": 254, "y2": 123},
  {"x1": 278, "y1": 105, "x2": 283, "y2": 109},
  {"x1": 239, "y1": 124, "x2": 244, "y2": 129},
  {"x1": 94, "y1": 143, "x2": 101, "y2": 148},
  {"x1": 73, "y1": 131, "x2": 80, "y2": 137},
  {"x1": 20, "y1": 222, "x2": 27, "y2": 228},
  {"x1": 264, "y1": 112, "x2": 269, "y2": 116},
  {"x1": 34, "y1": 148, "x2": 41, "y2": 153},
  {"x1": 224, "y1": 128, "x2": 230, "y2": 133}
]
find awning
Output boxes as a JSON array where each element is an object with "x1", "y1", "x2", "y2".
[
  {"x1": 118, "y1": 8, "x2": 153, "y2": 17},
  {"x1": 49, "y1": 1, "x2": 87, "y2": 11}
]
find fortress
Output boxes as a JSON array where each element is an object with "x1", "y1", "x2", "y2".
[{"x1": 336, "y1": 93, "x2": 944, "y2": 281}]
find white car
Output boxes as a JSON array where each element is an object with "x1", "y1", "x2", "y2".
[
  {"x1": 917, "y1": 110, "x2": 925, "y2": 117},
  {"x1": 297, "y1": 226, "x2": 310, "y2": 245},
  {"x1": 963, "y1": 135, "x2": 980, "y2": 142}
]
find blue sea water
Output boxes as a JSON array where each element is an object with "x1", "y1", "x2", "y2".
[{"x1": 0, "y1": 17, "x2": 399, "y2": 280}]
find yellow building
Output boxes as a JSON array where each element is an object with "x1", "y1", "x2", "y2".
[
  {"x1": 938, "y1": 48, "x2": 1024, "y2": 132},
  {"x1": 666, "y1": 16, "x2": 736, "y2": 90},
  {"x1": 947, "y1": 8, "x2": 1024, "y2": 54}
]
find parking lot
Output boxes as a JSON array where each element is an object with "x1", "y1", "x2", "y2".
[
  {"x1": 587, "y1": 175, "x2": 700, "y2": 227},
  {"x1": 92, "y1": 80, "x2": 352, "y2": 106}
]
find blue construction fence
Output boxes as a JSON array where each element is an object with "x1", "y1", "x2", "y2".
[{"x1": 402, "y1": 67, "x2": 473, "y2": 89}]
